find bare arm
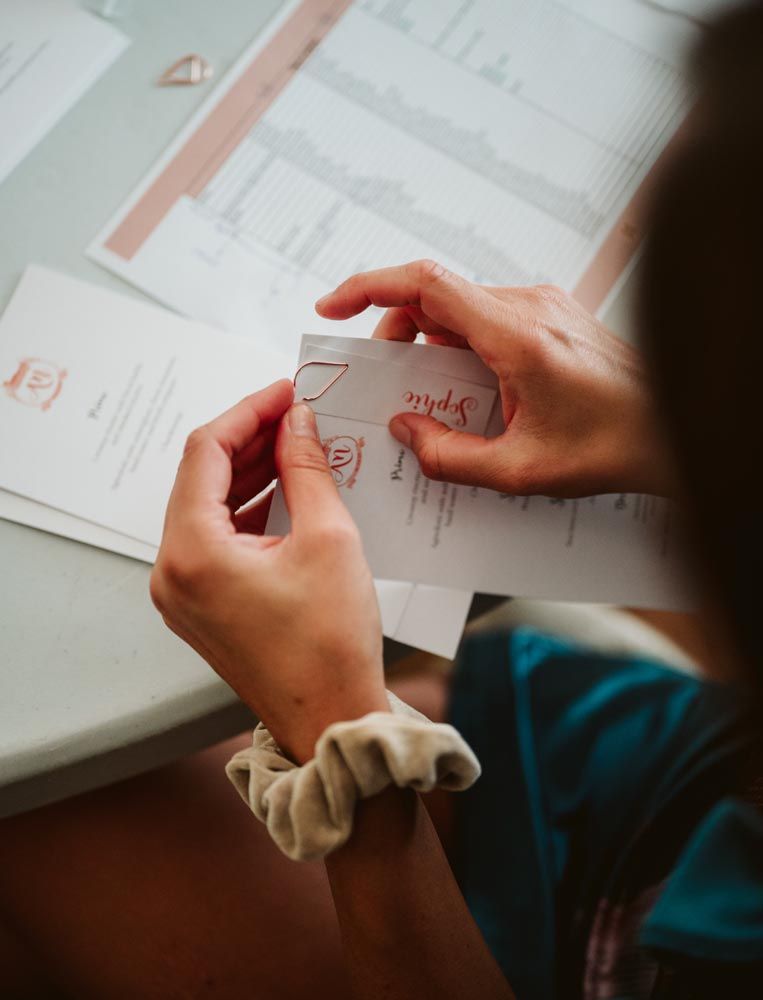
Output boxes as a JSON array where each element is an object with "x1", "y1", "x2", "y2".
[
  {"x1": 151, "y1": 385, "x2": 514, "y2": 999},
  {"x1": 326, "y1": 788, "x2": 514, "y2": 1000}
]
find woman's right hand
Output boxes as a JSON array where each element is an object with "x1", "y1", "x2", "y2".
[
  {"x1": 316, "y1": 260, "x2": 672, "y2": 498},
  {"x1": 150, "y1": 383, "x2": 387, "y2": 767}
]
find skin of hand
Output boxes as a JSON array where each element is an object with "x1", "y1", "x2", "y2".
[
  {"x1": 316, "y1": 259, "x2": 672, "y2": 498},
  {"x1": 150, "y1": 379, "x2": 388, "y2": 765}
]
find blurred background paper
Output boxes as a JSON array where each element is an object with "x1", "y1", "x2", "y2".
[{"x1": 0, "y1": 0, "x2": 129, "y2": 185}]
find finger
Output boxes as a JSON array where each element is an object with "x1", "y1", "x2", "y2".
[
  {"x1": 407, "y1": 305, "x2": 469, "y2": 347},
  {"x1": 227, "y1": 425, "x2": 277, "y2": 512},
  {"x1": 372, "y1": 305, "x2": 469, "y2": 349},
  {"x1": 234, "y1": 488, "x2": 275, "y2": 535},
  {"x1": 166, "y1": 379, "x2": 293, "y2": 534},
  {"x1": 389, "y1": 413, "x2": 512, "y2": 490},
  {"x1": 207, "y1": 378, "x2": 294, "y2": 459},
  {"x1": 481, "y1": 284, "x2": 523, "y2": 299},
  {"x1": 315, "y1": 260, "x2": 504, "y2": 352},
  {"x1": 227, "y1": 451, "x2": 277, "y2": 514},
  {"x1": 231, "y1": 423, "x2": 277, "y2": 477},
  {"x1": 422, "y1": 334, "x2": 470, "y2": 349},
  {"x1": 371, "y1": 306, "x2": 419, "y2": 342},
  {"x1": 276, "y1": 402, "x2": 350, "y2": 535}
]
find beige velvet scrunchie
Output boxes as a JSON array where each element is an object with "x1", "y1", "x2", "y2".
[{"x1": 225, "y1": 691, "x2": 481, "y2": 862}]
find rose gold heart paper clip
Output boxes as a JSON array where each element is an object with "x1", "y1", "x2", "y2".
[
  {"x1": 293, "y1": 360, "x2": 349, "y2": 401},
  {"x1": 158, "y1": 54, "x2": 213, "y2": 87}
]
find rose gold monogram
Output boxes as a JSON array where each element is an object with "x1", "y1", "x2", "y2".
[
  {"x1": 323, "y1": 434, "x2": 364, "y2": 489},
  {"x1": 3, "y1": 358, "x2": 66, "y2": 411}
]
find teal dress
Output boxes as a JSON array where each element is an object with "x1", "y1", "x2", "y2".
[{"x1": 450, "y1": 628, "x2": 763, "y2": 999}]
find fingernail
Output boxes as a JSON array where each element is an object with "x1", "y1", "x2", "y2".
[
  {"x1": 389, "y1": 416, "x2": 411, "y2": 447},
  {"x1": 288, "y1": 402, "x2": 317, "y2": 438}
]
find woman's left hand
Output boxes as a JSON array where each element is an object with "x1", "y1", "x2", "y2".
[
  {"x1": 152, "y1": 382, "x2": 515, "y2": 1000},
  {"x1": 150, "y1": 379, "x2": 388, "y2": 764}
]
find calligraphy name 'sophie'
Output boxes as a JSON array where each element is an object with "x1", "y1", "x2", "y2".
[{"x1": 402, "y1": 388, "x2": 478, "y2": 428}]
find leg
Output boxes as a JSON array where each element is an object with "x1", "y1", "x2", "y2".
[{"x1": 0, "y1": 734, "x2": 350, "y2": 1000}]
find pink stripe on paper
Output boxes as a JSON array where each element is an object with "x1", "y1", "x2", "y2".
[{"x1": 573, "y1": 123, "x2": 689, "y2": 313}]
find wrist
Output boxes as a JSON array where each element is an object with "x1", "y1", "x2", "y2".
[
  {"x1": 275, "y1": 685, "x2": 390, "y2": 765},
  {"x1": 225, "y1": 688, "x2": 481, "y2": 863},
  {"x1": 621, "y1": 426, "x2": 677, "y2": 498},
  {"x1": 597, "y1": 401, "x2": 677, "y2": 498}
]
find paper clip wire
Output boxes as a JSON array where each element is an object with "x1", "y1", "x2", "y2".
[
  {"x1": 293, "y1": 360, "x2": 349, "y2": 401},
  {"x1": 157, "y1": 54, "x2": 213, "y2": 87}
]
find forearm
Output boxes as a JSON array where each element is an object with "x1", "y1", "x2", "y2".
[{"x1": 326, "y1": 787, "x2": 514, "y2": 1000}]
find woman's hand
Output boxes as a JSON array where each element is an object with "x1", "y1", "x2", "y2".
[
  {"x1": 317, "y1": 260, "x2": 672, "y2": 498},
  {"x1": 150, "y1": 380, "x2": 388, "y2": 764},
  {"x1": 151, "y1": 380, "x2": 514, "y2": 1000}
]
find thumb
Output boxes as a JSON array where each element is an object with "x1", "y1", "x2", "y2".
[
  {"x1": 277, "y1": 403, "x2": 349, "y2": 533},
  {"x1": 389, "y1": 413, "x2": 509, "y2": 489}
]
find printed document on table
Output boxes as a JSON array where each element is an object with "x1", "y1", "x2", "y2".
[
  {"x1": 0, "y1": 0, "x2": 129, "y2": 185},
  {"x1": 0, "y1": 267, "x2": 287, "y2": 547},
  {"x1": 269, "y1": 335, "x2": 691, "y2": 611},
  {"x1": 0, "y1": 268, "x2": 471, "y2": 657},
  {"x1": 89, "y1": 0, "x2": 697, "y2": 356}
]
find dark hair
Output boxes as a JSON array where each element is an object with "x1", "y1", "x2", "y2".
[{"x1": 639, "y1": 1, "x2": 763, "y2": 682}]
